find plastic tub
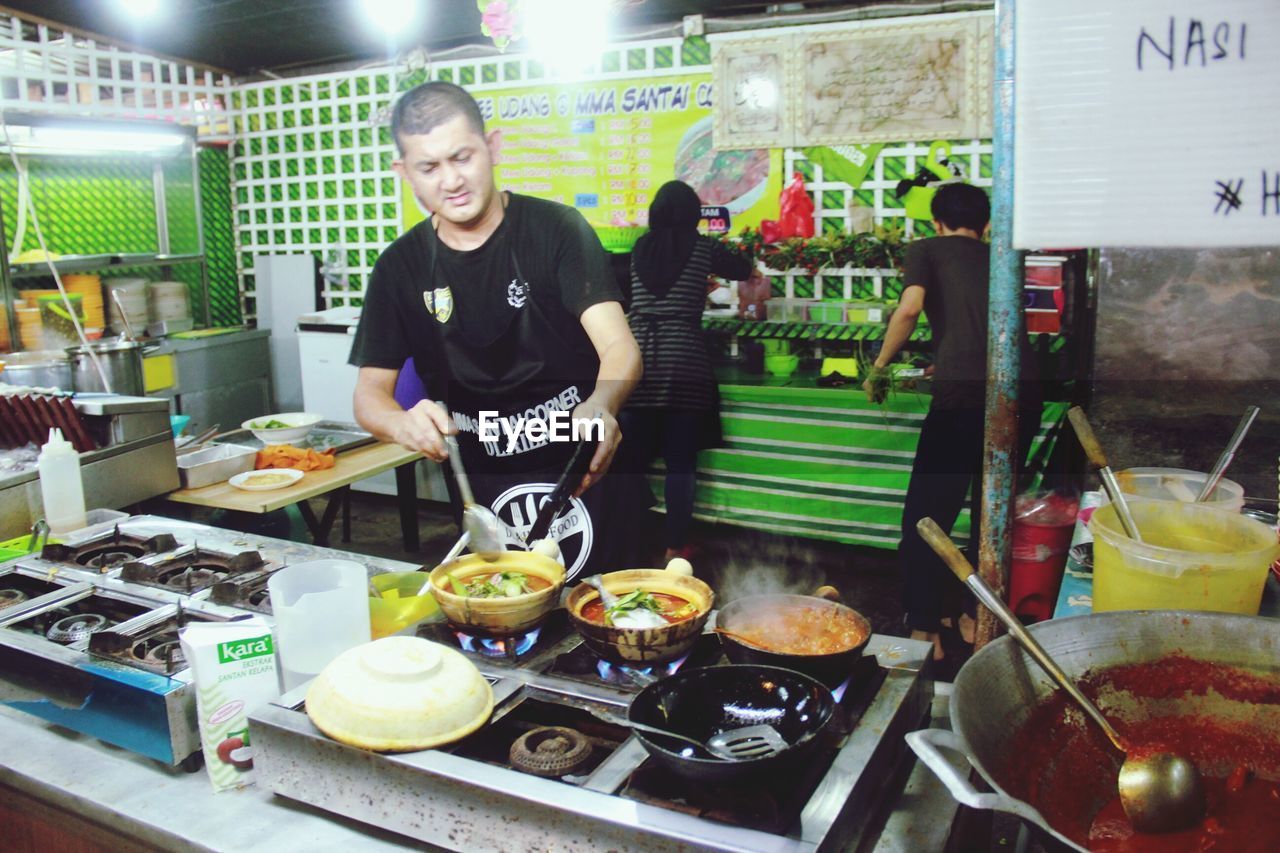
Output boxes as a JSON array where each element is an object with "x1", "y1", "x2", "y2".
[
  {"x1": 1106, "y1": 467, "x2": 1245, "y2": 512},
  {"x1": 1090, "y1": 499, "x2": 1280, "y2": 614}
]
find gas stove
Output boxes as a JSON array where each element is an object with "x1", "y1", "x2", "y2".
[
  {"x1": 0, "y1": 515, "x2": 405, "y2": 771},
  {"x1": 251, "y1": 613, "x2": 934, "y2": 852}
]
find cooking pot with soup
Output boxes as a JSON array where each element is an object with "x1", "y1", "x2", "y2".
[
  {"x1": 429, "y1": 552, "x2": 566, "y2": 638},
  {"x1": 907, "y1": 611, "x2": 1280, "y2": 852},
  {"x1": 715, "y1": 593, "x2": 872, "y2": 687},
  {"x1": 565, "y1": 568, "x2": 714, "y2": 665}
]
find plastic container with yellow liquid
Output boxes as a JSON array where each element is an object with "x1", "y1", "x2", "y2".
[{"x1": 1090, "y1": 499, "x2": 1280, "y2": 614}]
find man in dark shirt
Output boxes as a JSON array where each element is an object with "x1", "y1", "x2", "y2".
[
  {"x1": 349, "y1": 82, "x2": 641, "y2": 579},
  {"x1": 865, "y1": 183, "x2": 1039, "y2": 660}
]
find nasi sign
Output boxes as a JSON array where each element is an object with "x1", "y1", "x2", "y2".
[{"x1": 1013, "y1": 0, "x2": 1280, "y2": 248}]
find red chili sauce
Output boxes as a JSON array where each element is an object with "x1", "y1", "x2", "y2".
[
  {"x1": 1088, "y1": 766, "x2": 1280, "y2": 852},
  {"x1": 579, "y1": 592, "x2": 693, "y2": 625},
  {"x1": 999, "y1": 655, "x2": 1280, "y2": 852}
]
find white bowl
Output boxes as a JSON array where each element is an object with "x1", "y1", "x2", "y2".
[
  {"x1": 306, "y1": 637, "x2": 494, "y2": 752},
  {"x1": 229, "y1": 468, "x2": 304, "y2": 491},
  {"x1": 241, "y1": 412, "x2": 323, "y2": 445}
]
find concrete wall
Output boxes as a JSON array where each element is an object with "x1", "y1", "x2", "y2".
[{"x1": 1090, "y1": 247, "x2": 1280, "y2": 505}]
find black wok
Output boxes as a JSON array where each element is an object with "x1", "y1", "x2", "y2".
[
  {"x1": 626, "y1": 664, "x2": 835, "y2": 785},
  {"x1": 716, "y1": 594, "x2": 872, "y2": 687}
]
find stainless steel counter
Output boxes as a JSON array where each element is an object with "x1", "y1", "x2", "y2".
[
  {"x1": 0, "y1": 704, "x2": 428, "y2": 851},
  {"x1": 0, "y1": 677, "x2": 961, "y2": 853}
]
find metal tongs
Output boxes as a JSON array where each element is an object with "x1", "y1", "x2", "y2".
[{"x1": 174, "y1": 424, "x2": 221, "y2": 453}]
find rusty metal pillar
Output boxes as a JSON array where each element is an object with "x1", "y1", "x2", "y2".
[{"x1": 977, "y1": 0, "x2": 1024, "y2": 650}]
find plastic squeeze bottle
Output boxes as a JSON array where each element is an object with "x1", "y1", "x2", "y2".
[{"x1": 38, "y1": 428, "x2": 87, "y2": 535}]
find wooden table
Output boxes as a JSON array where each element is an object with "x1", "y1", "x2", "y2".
[{"x1": 165, "y1": 441, "x2": 423, "y2": 549}]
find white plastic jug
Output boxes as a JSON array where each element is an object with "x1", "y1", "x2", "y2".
[{"x1": 268, "y1": 560, "x2": 371, "y2": 691}]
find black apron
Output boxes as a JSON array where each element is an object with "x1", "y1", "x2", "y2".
[{"x1": 423, "y1": 215, "x2": 613, "y2": 581}]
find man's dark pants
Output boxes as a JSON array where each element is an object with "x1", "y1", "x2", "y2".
[{"x1": 898, "y1": 403, "x2": 1040, "y2": 633}]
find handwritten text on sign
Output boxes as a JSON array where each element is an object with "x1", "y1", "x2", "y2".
[{"x1": 1013, "y1": 1, "x2": 1280, "y2": 248}]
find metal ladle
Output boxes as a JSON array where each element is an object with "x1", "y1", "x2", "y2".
[
  {"x1": 111, "y1": 288, "x2": 136, "y2": 341},
  {"x1": 916, "y1": 517, "x2": 1205, "y2": 834},
  {"x1": 583, "y1": 575, "x2": 666, "y2": 629},
  {"x1": 443, "y1": 433, "x2": 504, "y2": 561},
  {"x1": 1067, "y1": 406, "x2": 1142, "y2": 541},
  {"x1": 1196, "y1": 406, "x2": 1260, "y2": 502}
]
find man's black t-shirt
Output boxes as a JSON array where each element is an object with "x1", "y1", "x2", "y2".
[
  {"x1": 902, "y1": 235, "x2": 1036, "y2": 410},
  {"x1": 347, "y1": 192, "x2": 620, "y2": 399}
]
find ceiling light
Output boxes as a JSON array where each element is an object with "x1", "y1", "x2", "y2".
[
  {"x1": 523, "y1": 0, "x2": 610, "y2": 75},
  {"x1": 358, "y1": 0, "x2": 420, "y2": 36},
  {"x1": 115, "y1": 0, "x2": 162, "y2": 19},
  {"x1": 0, "y1": 115, "x2": 192, "y2": 156}
]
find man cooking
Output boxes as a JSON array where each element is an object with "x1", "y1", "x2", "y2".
[
  {"x1": 349, "y1": 81, "x2": 642, "y2": 580},
  {"x1": 864, "y1": 183, "x2": 1039, "y2": 662}
]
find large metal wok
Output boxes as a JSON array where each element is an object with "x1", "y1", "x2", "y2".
[{"x1": 907, "y1": 611, "x2": 1280, "y2": 851}]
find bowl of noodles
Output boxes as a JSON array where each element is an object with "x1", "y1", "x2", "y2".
[{"x1": 674, "y1": 117, "x2": 771, "y2": 215}]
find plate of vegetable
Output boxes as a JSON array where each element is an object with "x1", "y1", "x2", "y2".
[{"x1": 241, "y1": 412, "x2": 323, "y2": 445}]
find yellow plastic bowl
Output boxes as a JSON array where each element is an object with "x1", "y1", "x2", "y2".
[{"x1": 369, "y1": 572, "x2": 441, "y2": 639}]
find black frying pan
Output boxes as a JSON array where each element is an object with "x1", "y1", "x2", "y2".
[{"x1": 626, "y1": 664, "x2": 834, "y2": 785}]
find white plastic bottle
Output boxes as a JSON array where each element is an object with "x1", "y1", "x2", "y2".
[{"x1": 38, "y1": 428, "x2": 87, "y2": 535}]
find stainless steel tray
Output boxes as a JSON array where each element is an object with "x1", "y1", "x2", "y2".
[
  {"x1": 213, "y1": 421, "x2": 375, "y2": 454},
  {"x1": 176, "y1": 443, "x2": 257, "y2": 489}
]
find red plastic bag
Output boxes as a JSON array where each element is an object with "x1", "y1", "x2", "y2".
[
  {"x1": 759, "y1": 219, "x2": 782, "y2": 244},
  {"x1": 777, "y1": 173, "x2": 814, "y2": 239}
]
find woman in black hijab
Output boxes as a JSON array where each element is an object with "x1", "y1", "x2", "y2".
[{"x1": 621, "y1": 180, "x2": 755, "y2": 560}]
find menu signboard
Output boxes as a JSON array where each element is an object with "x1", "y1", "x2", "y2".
[{"x1": 404, "y1": 72, "x2": 781, "y2": 231}]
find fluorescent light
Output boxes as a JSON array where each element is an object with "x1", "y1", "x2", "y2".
[
  {"x1": 115, "y1": 0, "x2": 162, "y2": 19},
  {"x1": 523, "y1": 0, "x2": 609, "y2": 74},
  {"x1": 358, "y1": 0, "x2": 420, "y2": 36},
  {"x1": 2, "y1": 124, "x2": 187, "y2": 155}
]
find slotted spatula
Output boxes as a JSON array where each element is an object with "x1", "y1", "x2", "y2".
[{"x1": 590, "y1": 708, "x2": 786, "y2": 760}]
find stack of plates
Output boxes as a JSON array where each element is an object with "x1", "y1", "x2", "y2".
[
  {"x1": 17, "y1": 306, "x2": 42, "y2": 349},
  {"x1": 105, "y1": 277, "x2": 149, "y2": 334},
  {"x1": 148, "y1": 280, "x2": 190, "y2": 324},
  {"x1": 63, "y1": 274, "x2": 104, "y2": 331}
]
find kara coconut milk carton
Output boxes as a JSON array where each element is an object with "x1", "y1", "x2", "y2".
[{"x1": 179, "y1": 617, "x2": 279, "y2": 792}]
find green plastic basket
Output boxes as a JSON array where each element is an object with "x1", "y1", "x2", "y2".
[{"x1": 593, "y1": 226, "x2": 648, "y2": 254}]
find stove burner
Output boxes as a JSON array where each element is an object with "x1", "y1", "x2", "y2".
[
  {"x1": 0, "y1": 588, "x2": 29, "y2": 610},
  {"x1": 157, "y1": 566, "x2": 230, "y2": 591},
  {"x1": 78, "y1": 545, "x2": 146, "y2": 570},
  {"x1": 46, "y1": 612, "x2": 108, "y2": 643},
  {"x1": 455, "y1": 628, "x2": 541, "y2": 658},
  {"x1": 138, "y1": 639, "x2": 186, "y2": 670},
  {"x1": 595, "y1": 653, "x2": 689, "y2": 687},
  {"x1": 509, "y1": 726, "x2": 594, "y2": 777}
]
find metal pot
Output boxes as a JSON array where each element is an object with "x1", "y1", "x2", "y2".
[
  {"x1": 0, "y1": 350, "x2": 73, "y2": 390},
  {"x1": 907, "y1": 611, "x2": 1280, "y2": 851},
  {"x1": 67, "y1": 339, "x2": 147, "y2": 396},
  {"x1": 716, "y1": 593, "x2": 872, "y2": 687},
  {"x1": 627, "y1": 664, "x2": 834, "y2": 785}
]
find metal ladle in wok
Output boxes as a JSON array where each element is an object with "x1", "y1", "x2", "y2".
[{"x1": 916, "y1": 517, "x2": 1205, "y2": 834}]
